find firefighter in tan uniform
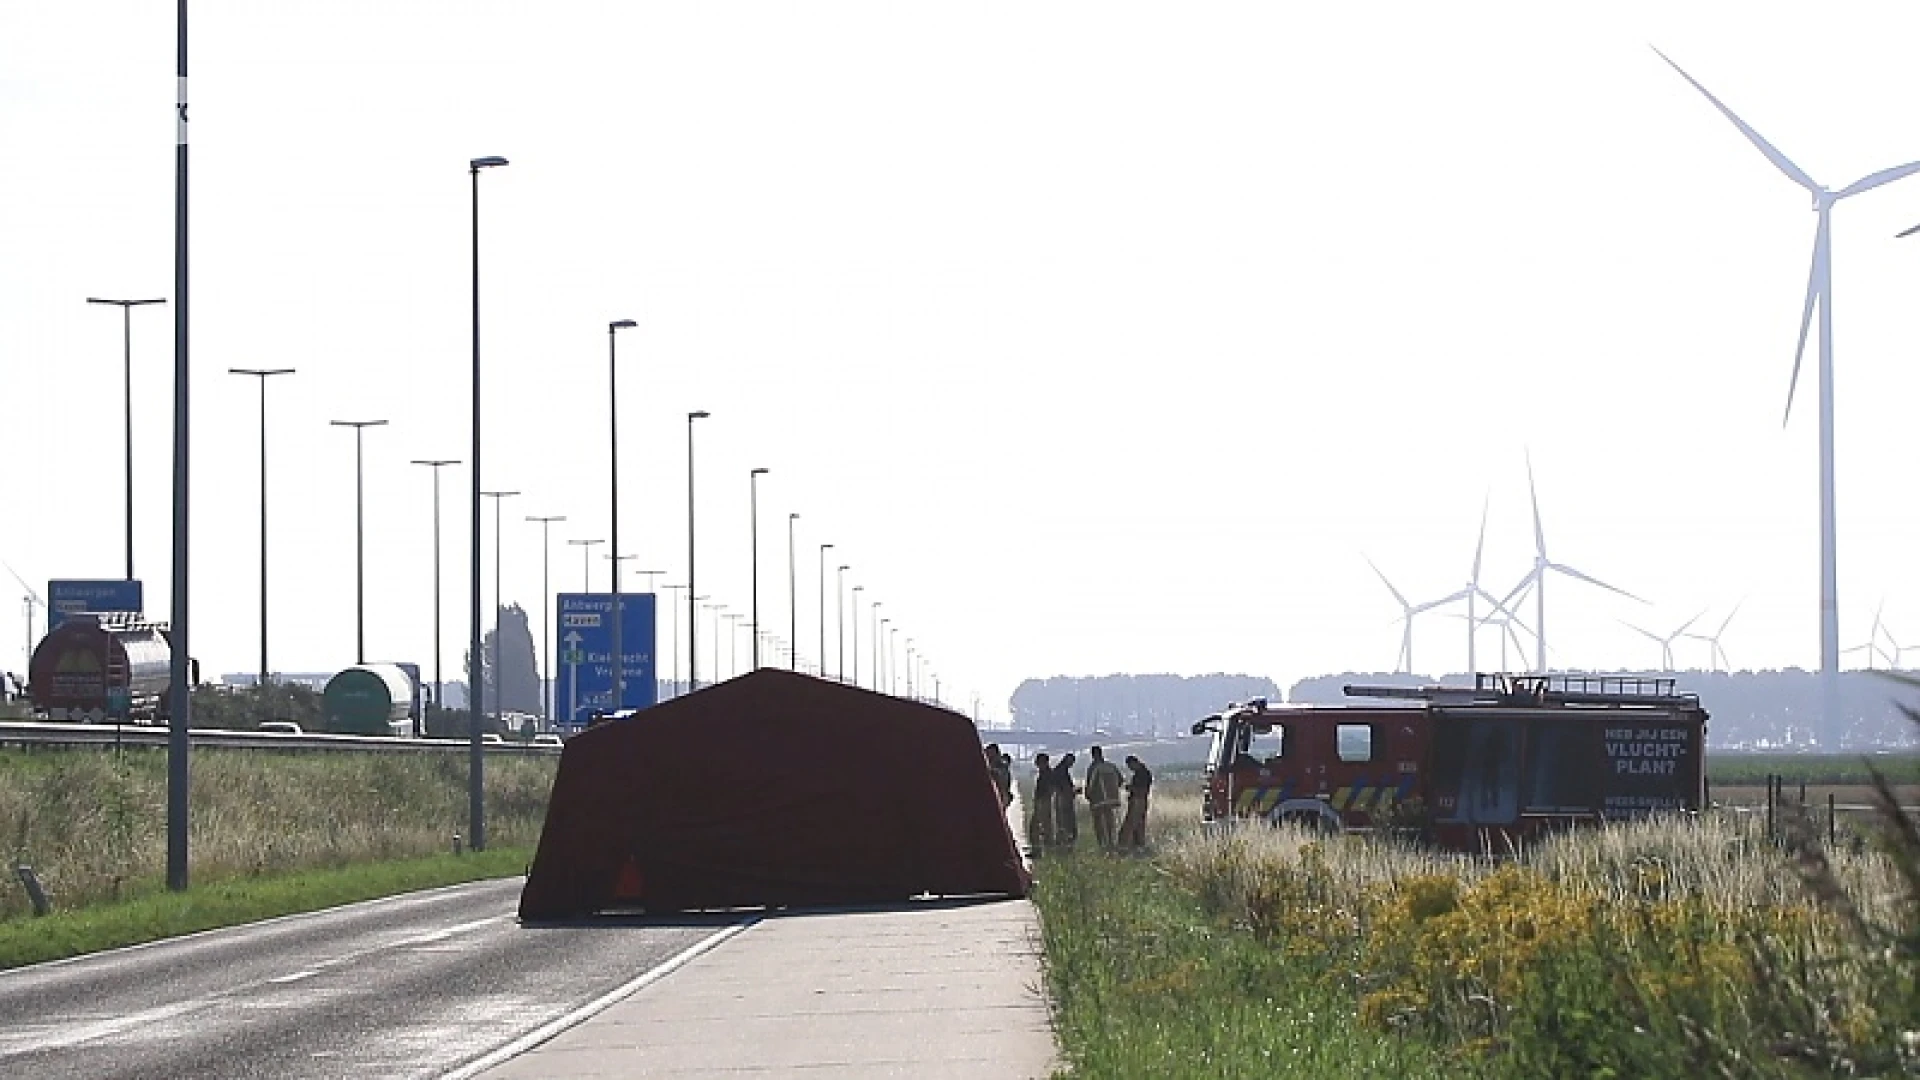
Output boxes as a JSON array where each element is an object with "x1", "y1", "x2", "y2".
[{"x1": 1083, "y1": 746, "x2": 1125, "y2": 851}]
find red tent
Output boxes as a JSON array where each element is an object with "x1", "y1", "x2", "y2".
[{"x1": 518, "y1": 668, "x2": 1031, "y2": 919}]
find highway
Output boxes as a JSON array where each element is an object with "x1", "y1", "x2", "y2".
[{"x1": 0, "y1": 878, "x2": 741, "y2": 1080}]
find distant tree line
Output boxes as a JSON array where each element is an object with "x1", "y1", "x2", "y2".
[{"x1": 1007, "y1": 674, "x2": 1283, "y2": 738}]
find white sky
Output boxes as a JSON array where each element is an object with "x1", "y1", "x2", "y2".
[{"x1": 5, "y1": 2, "x2": 1920, "y2": 722}]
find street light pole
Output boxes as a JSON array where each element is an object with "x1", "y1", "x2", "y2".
[
  {"x1": 661, "y1": 583, "x2": 688, "y2": 698},
  {"x1": 468, "y1": 152, "x2": 509, "y2": 853},
  {"x1": 166, "y1": 0, "x2": 190, "y2": 893},
  {"x1": 330, "y1": 419, "x2": 388, "y2": 664},
  {"x1": 526, "y1": 514, "x2": 565, "y2": 728},
  {"x1": 687, "y1": 410, "x2": 710, "y2": 688},
  {"x1": 851, "y1": 585, "x2": 864, "y2": 687},
  {"x1": 787, "y1": 513, "x2": 799, "y2": 671},
  {"x1": 90, "y1": 297, "x2": 166, "y2": 581},
  {"x1": 481, "y1": 489, "x2": 519, "y2": 719},
  {"x1": 723, "y1": 612, "x2": 741, "y2": 679},
  {"x1": 567, "y1": 538, "x2": 604, "y2": 592},
  {"x1": 608, "y1": 318, "x2": 637, "y2": 712},
  {"x1": 749, "y1": 468, "x2": 770, "y2": 668},
  {"x1": 879, "y1": 617, "x2": 891, "y2": 693},
  {"x1": 706, "y1": 602, "x2": 725, "y2": 682},
  {"x1": 838, "y1": 566, "x2": 850, "y2": 681},
  {"x1": 817, "y1": 543, "x2": 832, "y2": 677},
  {"x1": 410, "y1": 458, "x2": 460, "y2": 724},
  {"x1": 872, "y1": 604, "x2": 885, "y2": 692},
  {"x1": 230, "y1": 367, "x2": 293, "y2": 688}
]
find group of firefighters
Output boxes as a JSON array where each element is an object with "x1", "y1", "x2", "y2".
[{"x1": 983, "y1": 743, "x2": 1153, "y2": 853}]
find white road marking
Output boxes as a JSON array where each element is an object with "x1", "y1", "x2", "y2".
[
  {"x1": 438, "y1": 919, "x2": 760, "y2": 1080},
  {"x1": 1, "y1": 1000, "x2": 203, "y2": 1055}
]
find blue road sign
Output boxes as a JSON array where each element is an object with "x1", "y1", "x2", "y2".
[
  {"x1": 554, "y1": 592, "x2": 657, "y2": 730},
  {"x1": 48, "y1": 579, "x2": 144, "y2": 631}
]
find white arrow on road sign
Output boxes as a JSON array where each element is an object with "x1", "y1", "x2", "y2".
[{"x1": 564, "y1": 630, "x2": 584, "y2": 728}]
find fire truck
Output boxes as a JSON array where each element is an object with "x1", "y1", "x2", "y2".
[{"x1": 1190, "y1": 674, "x2": 1708, "y2": 851}]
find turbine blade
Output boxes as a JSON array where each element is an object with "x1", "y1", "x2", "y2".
[
  {"x1": 1652, "y1": 46, "x2": 1820, "y2": 193},
  {"x1": 1548, "y1": 562, "x2": 1645, "y2": 604},
  {"x1": 1784, "y1": 217, "x2": 1826, "y2": 427},
  {"x1": 1471, "y1": 494, "x2": 1490, "y2": 583},
  {"x1": 1363, "y1": 555, "x2": 1411, "y2": 611},
  {"x1": 1621, "y1": 621, "x2": 1663, "y2": 644},
  {"x1": 1414, "y1": 588, "x2": 1472, "y2": 615},
  {"x1": 1525, "y1": 450, "x2": 1546, "y2": 558},
  {"x1": 1716, "y1": 598, "x2": 1744, "y2": 637},
  {"x1": 1835, "y1": 160, "x2": 1920, "y2": 199},
  {"x1": 1670, "y1": 608, "x2": 1707, "y2": 641},
  {"x1": 1498, "y1": 572, "x2": 1537, "y2": 615}
]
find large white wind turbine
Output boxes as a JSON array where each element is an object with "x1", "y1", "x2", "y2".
[
  {"x1": 1497, "y1": 454, "x2": 1641, "y2": 673},
  {"x1": 1365, "y1": 556, "x2": 1464, "y2": 675},
  {"x1": 1458, "y1": 496, "x2": 1518, "y2": 675},
  {"x1": 1622, "y1": 610, "x2": 1705, "y2": 672},
  {"x1": 1658, "y1": 48, "x2": 1920, "y2": 734},
  {"x1": 1681, "y1": 601, "x2": 1743, "y2": 673}
]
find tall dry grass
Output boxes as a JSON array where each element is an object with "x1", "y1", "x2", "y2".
[{"x1": 0, "y1": 748, "x2": 555, "y2": 920}]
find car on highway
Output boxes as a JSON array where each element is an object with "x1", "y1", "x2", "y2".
[
  {"x1": 530, "y1": 733, "x2": 564, "y2": 748},
  {"x1": 259, "y1": 721, "x2": 303, "y2": 735},
  {"x1": 481, "y1": 733, "x2": 505, "y2": 745}
]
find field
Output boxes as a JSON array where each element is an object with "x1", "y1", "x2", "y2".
[
  {"x1": 1032, "y1": 775, "x2": 1920, "y2": 1079},
  {"x1": 0, "y1": 747, "x2": 556, "y2": 923}
]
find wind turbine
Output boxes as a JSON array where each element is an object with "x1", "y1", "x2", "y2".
[
  {"x1": 1497, "y1": 453, "x2": 1641, "y2": 673},
  {"x1": 1658, "y1": 48, "x2": 1920, "y2": 737},
  {"x1": 1458, "y1": 496, "x2": 1517, "y2": 675},
  {"x1": 1622, "y1": 610, "x2": 1705, "y2": 671},
  {"x1": 1447, "y1": 596, "x2": 1535, "y2": 674},
  {"x1": 1364, "y1": 556, "x2": 1464, "y2": 675},
  {"x1": 1681, "y1": 600, "x2": 1744, "y2": 673},
  {"x1": 1, "y1": 559, "x2": 45, "y2": 670}
]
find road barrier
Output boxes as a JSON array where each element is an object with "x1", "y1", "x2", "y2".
[{"x1": 0, "y1": 721, "x2": 562, "y2": 755}]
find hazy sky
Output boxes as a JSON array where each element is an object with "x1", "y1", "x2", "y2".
[{"x1": 6, "y1": 2, "x2": 1920, "y2": 722}]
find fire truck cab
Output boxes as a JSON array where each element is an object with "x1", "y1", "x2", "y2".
[{"x1": 1192, "y1": 674, "x2": 1708, "y2": 850}]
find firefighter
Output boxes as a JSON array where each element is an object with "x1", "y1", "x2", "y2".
[
  {"x1": 984, "y1": 743, "x2": 1013, "y2": 809},
  {"x1": 1119, "y1": 755, "x2": 1153, "y2": 851},
  {"x1": 1051, "y1": 752, "x2": 1080, "y2": 847},
  {"x1": 1028, "y1": 752, "x2": 1056, "y2": 851},
  {"x1": 1083, "y1": 745, "x2": 1124, "y2": 851}
]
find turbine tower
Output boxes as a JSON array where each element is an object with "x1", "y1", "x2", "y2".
[
  {"x1": 1498, "y1": 453, "x2": 1640, "y2": 673},
  {"x1": 1658, "y1": 48, "x2": 1920, "y2": 739}
]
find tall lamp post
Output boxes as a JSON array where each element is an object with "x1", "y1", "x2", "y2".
[
  {"x1": 526, "y1": 513, "x2": 565, "y2": 727},
  {"x1": 661, "y1": 583, "x2": 688, "y2": 698},
  {"x1": 468, "y1": 152, "x2": 509, "y2": 853},
  {"x1": 851, "y1": 585, "x2": 864, "y2": 687},
  {"x1": 817, "y1": 543, "x2": 833, "y2": 677},
  {"x1": 838, "y1": 566, "x2": 850, "y2": 681},
  {"x1": 481, "y1": 489, "x2": 519, "y2": 719},
  {"x1": 166, "y1": 0, "x2": 190, "y2": 893},
  {"x1": 687, "y1": 410, "x2": 710, "y2": 687},
  {"x1": 90, "y1": 297, "x2": 166, "y2": 581},
  {"x1": 608, "y1": 318, "x2": 637, "y2": 712},
  {"x1": 410, "y1": 458, "x2": 460, "y2": 722},
  {"x1": 567, "y1": 537, "x2": 604, "y2": 591},
  {"x1": 748, "y1": 468, "x2": 770, "y2": 668},
  {"x1": 786, "y1": 512, "x2": 800, "y2": 671},
  {"x1": 230, "y1": 367, "x2": 293, "y2": 687},
  {"x1": 330, "y1": 419, "x2": 388, "y2": 664},
  {"x1": 706, "y1": 602, "x2": 725, "y2": 682},
  {"x1": 872, "y1": 604, "x2": 885, "y2": 692},
  {"x1": 723, "y1": 612, "x2": 742, "y2": 679},
  {"x1": 880, "y1": 617, "x2": 891, "y2": 693}
]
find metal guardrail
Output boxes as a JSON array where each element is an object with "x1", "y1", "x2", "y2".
[{"x1": 0, "y1": 721, "x2": 562, "y2": 755}]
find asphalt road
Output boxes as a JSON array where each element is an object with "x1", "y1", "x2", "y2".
[{"x1": 0, "y1": 878, "x2": 737, "y2": 1080}]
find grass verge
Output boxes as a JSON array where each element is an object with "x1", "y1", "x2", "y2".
[
  {"x1": 0, "y1": 845, "x2": 532, "y2": 971},
  {"x1": 1036, "y1": 848, "x2": 1458, "y2": 1079}
]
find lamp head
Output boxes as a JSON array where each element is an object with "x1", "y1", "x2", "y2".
[
  {"x1": 790, "y1": 512, "x2": 800, "y2": 521},
  {"x1": 610, "y1": 319, "x2": 637, "y2": 331},
  {"x1": 470, "y1": 156, "x2": 509, "y2": 170},
  {"x1": 752, "y1": 467, "x2": 770, "y2": 478},
  {"x1": 689, "y1": 410, "x2": 710, "y2": 421}
]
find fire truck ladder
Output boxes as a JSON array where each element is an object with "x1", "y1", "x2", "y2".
[{"x1": 1344, "y1": 673, "x2": 1699, "y2": 709}]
